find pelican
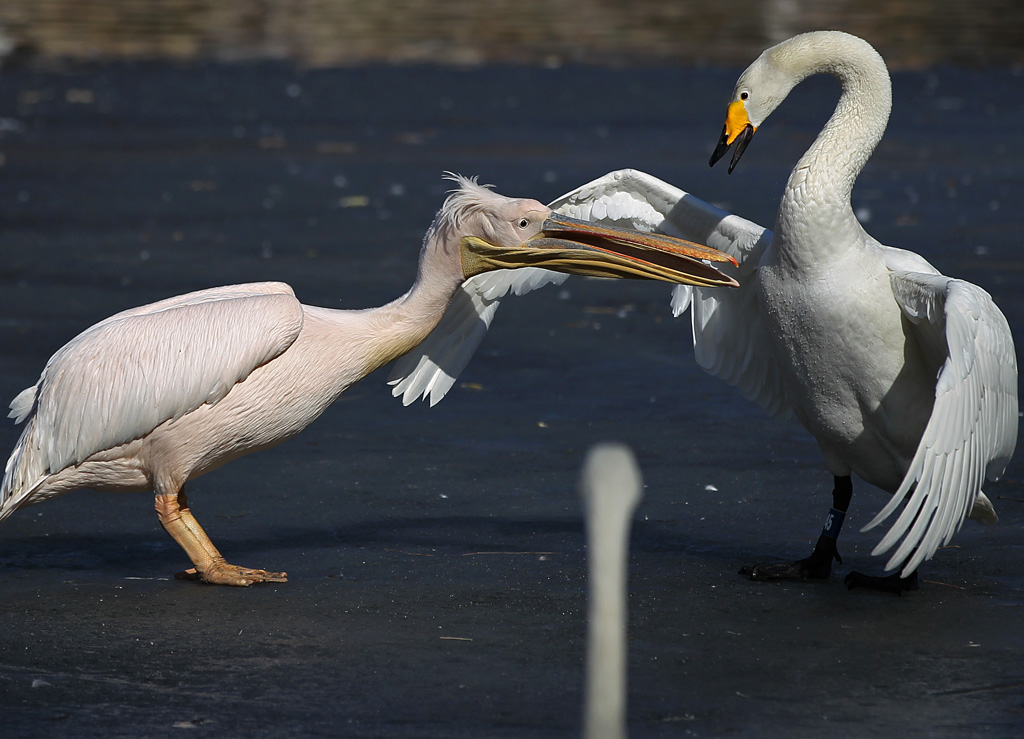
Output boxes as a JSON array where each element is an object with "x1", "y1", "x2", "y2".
[
  {"x1": 550, "y1": 32, "x2": 1018, "y2": 592},
  {"x1": 0, "y1": 174, "x2": 737, "y2": 586}
]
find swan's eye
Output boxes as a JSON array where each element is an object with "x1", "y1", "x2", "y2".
[{"x1": 740, "y1": 91, "x2": 749, "y2": 101}]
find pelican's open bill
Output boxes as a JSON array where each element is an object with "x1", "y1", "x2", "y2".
[{"x1": 461, "y1": 214, "x2": 739, "y2": 288}]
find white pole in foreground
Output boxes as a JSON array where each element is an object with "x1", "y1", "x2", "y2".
[{"x1": 580, "y1": 443, "x2": 643, "y2": 739}]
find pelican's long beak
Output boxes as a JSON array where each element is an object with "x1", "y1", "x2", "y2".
[
  {"x1": 709, "y1": 99, "x2": 756, "y2": 174},
  {"x1": 461, "y1": 214, "x2": 739, "y2": 288}
]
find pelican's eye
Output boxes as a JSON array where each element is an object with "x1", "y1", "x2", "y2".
[{"x1": 518, "y1": 218, "x2": 530, "y2": 229}]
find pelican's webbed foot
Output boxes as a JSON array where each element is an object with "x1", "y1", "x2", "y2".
[
  {"x1": 176, "y1": 563, "x2": 288, "y2": 587},
  {"x1": 844, "y1": 569, "x2": 919, "y2": 595},
  {"x1": 739, "y1": 532, "x2": 841, "y2": 581},
  {"x1": 156, "y1": 489, "x2": 288, "y2": 588}
]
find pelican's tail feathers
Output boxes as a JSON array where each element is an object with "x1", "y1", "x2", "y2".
[{"x1": 0, "y1": 426, "x2": 49, "y2": 524}]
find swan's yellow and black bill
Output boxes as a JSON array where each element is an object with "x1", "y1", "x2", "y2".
[
  {"x1": 710, "y1": 99, "x2": 757, "y2": 174},
  {"x1": 460, "y1": 214, "x2": 739, "y2": 288}
]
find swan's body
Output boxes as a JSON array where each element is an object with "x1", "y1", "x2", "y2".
[
  {"x1": 551, "y1": 32, "x2": 1017, "y2": 586},
  {"x1": 1, "y1": 175, "x2": 737, "y2": 586}
]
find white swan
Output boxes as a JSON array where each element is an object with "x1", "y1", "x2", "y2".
[{"x1": 550, "y1": 31, "x2": 1018, "y2": 591}]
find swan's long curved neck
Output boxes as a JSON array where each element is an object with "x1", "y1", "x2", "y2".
[{"x1": 774, "y1": 33, "x2": 892, "y2": 260}]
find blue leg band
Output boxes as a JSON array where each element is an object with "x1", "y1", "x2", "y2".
[{"x1": 821, "y1": 507, "x2": 846, "y2": 539}]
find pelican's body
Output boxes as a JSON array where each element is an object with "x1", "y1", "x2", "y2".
[
  {"x1": 5, "y1": 284, "x2": 411, "y2": 503},
  {"x1": 1, "y1": 175, "x2": 737, "y2": 586},
  {"x1": 551, "y1": 32, "x2": 1017, "y2": 589}
]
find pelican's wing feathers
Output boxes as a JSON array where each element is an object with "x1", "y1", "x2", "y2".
[
  {"x1": 4, "y1": 282, "x2": 304, "y2": 499},
  {"x1": 388, "y1": 268, "x2": 568, "y2": 406},
  {"x1": 550, "y1": 169, "x2": 789, "y2": 418},
  {"x1": 864, "y1": 267, "x2": 1018, "y2": 575}
]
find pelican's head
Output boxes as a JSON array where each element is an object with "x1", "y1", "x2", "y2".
[{"x1": 434, "y1": 174, "x2": 738, "y2": 288}]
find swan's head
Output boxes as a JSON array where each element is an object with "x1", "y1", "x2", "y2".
[
  {"x1": 709, "y1": 31, "x2": 876, "y2": 173},
  {"x1": 708, "y1": 41, "x2": 805, "y2": 174}
]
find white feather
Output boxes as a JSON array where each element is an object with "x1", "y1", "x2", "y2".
[
  {"x1": 388, "y1": 268, "x2": 568, "y2": 406},
  {"x1": 865, "y1": 273, "x2": 1017, "y2": 573},
  {"x1": 2, "y1": 282, "x2": 303, "y2": 510},
  {"x1": 549, "y1": 169, "x2": 788, "y2": 419}
]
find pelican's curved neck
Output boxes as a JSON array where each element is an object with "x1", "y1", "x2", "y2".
[
  {"x1": 317, "y1": 231, "x2": 465, "y2": 384},
  {"x1": 774, "y1": 33, "x2": 892, "y2": 249},
  {"x1": 363, "y1": 266, "x2": 462, "y2": 371}
]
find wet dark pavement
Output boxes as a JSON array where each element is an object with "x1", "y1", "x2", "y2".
[{"x1": 1, "y1": 62, "x2": 1024, "y2": 737}]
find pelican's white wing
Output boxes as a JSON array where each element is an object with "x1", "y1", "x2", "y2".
[
  {"x1": 2, "y1": 282, "x2": 304, "y2": 504},
  {"x1": 864, "y1": 270, "x2": 1018, "y2": 575},
  {"x1": 550, "y1": 169, "x2": 789, "y2": 418},
  {"x1": 388, "y1": 268, "x2": 568, "y2": 406}
]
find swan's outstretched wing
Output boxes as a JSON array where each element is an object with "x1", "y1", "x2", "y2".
[
  {"x1": 2, "y1": 282, "x2": 304, "y2": 506},
  {"x1": 550, "y1": 168, "x2": 789, "y2": 418},
  {"x1": 387, "y1": 268, "x2": 568, "y2": 406},
  {"x1": 864, "y1": 270, "x2": 1018, "y2": 576}
]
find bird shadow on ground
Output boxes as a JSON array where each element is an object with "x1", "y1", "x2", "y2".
[{"x1": 0, "y1": 515, "x2": 756, "y2": 578}]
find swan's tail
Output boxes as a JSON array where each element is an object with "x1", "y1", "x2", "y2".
[{"x1": 968, "y1": 491, "x2": 998, "y2": 525}]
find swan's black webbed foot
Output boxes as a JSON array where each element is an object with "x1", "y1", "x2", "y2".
[
  {"x1": 739, "y1": 533, "x2": 841, "y2": 581},
  {"x1": 844, "y1": 569, "x2": 919, "y2": 595}
]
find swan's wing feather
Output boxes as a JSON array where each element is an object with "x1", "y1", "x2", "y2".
[
  {"x1": 550, "y1": 169, "x2": 690, "y2": 233},
  {"x1": 387, "y1": 268, "x2": 569, "y2": 406},
  {"x1": 864, "y1": 271, "x2": 1018, "y2": 575},
  {"x1": 550, "y1": 168, "x2": 790, "y2": 419},
  {"x1": 3, "y1": 283, "x2": 303, "y2": 501}
]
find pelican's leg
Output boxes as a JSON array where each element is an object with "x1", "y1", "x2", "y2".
[
  {"x1": 154, "y1": 489, "x2": 287, "y2": 586},
  {"x1": 739, "y1": 475, "x2": 852, "y2": 582}
]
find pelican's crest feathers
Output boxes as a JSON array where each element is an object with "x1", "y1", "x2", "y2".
[{"x1": 427, "y1": 173, "x2": 516, "y2": 238}]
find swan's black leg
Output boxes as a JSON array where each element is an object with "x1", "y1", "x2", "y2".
[
  {"x1": 739, "y1": 475, "x2": 852, "y2": 581},
  {"x1": 844, "y1": 568, "x2": 919, "y2": 594}
]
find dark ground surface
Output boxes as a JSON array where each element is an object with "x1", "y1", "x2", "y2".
[{"x1": 0, "y1": 61, "x2": 1023, "y2": 737}]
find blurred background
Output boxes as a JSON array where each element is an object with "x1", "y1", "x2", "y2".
[
  {"x1": 0, "y1": 0, "x2": 1022, "y2": 69},
  {"x1": 2, "y1": 4, "x2": 1024, "y2": 737}
]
